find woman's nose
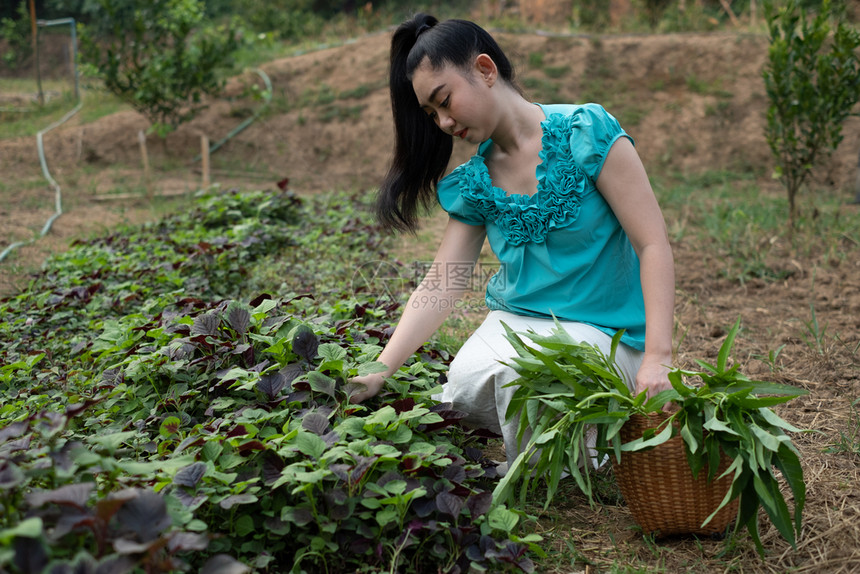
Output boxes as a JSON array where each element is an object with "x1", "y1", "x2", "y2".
[{"x1": 436, "y1": 111, "x2": 455, "y2": 130}]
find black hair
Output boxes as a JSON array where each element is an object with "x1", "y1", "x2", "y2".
[{"x1": 377, "y1": 13, "x2": 517, "y2": 233}]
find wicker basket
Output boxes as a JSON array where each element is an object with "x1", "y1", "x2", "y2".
[{"x1": 612, "y1": 412, "x2": 740, "y2": 537}]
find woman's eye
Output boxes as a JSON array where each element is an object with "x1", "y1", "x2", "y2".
[{"x1": 440, "y1": 96, "x2": 450, "y2": 108}]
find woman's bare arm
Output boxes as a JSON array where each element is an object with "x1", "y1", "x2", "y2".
[
  {"x1": 349, "y1": 217, "x2": 487, "y2": 403},
  {"x1": 596, "y1": 137, "x2": 676, "y2": 398}
]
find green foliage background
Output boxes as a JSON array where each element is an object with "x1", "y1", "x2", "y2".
[{"x1": 0, "y1": 189, "x2": 538, "y2": 573}]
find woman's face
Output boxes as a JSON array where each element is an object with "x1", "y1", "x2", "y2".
[{"x1": 411, "y1": 56, "x2": 496, "y2": 144}]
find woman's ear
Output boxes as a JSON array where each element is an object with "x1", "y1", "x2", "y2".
[{"x1": 474, "y1": 53, "x2": 498, "y2": 87}]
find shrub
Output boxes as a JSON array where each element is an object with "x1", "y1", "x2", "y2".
[
  {"x1": 763, "y1": 0, "x2": 860, "y2": 229},
  {"x1": 79, "y1": 0, "x2": 240, "y2": 136}
]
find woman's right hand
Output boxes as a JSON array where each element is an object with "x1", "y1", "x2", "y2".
[{"x1": 346, "y1": 373, "x2": 386, "y2": 404}]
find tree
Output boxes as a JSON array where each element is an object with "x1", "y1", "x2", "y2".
[
  {"x1": 80, "y1": 0, "x2": 239, "y2": 136},
  {"x1": 0, "y1": 2, "x2": 32, "y2": 71},
  {"x1": 763, "y1": 0, "x2": 860, "y2": 230}
]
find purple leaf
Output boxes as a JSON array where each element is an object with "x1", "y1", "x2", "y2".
[
  {"x1": 227, "y1": 307, "x2": 251, "y2": 335},
  {"x1": 115, "y1": 490, "x2": 171, "y2": 542},
  {"x1": 282, "y1": 506, "x2": 314, "y2": 526},
  {"x1": 399, "y1": 455, "x2": 421, "y2": 473},
  {"x1": 113, "y1": 538, "x2": 156, "y2": 555},
  {"x1": 26, "y1": 483, "x2": 94, "y2": 509},
  {"x1": 191, "y1": 313, "x2": 220, "y2": 337},
  {"x1": 281, "y1": 362, "x2": 305, "y2": 385},
  {"x1": 321, "y1": 430, "x2": 340, "y2": 447},
  {"x1": 167, "y1": 531, "x2": 210, "y2": 552},
  {"x1": 93, "y1": 556, "x2": 137, "y2": 574},
  {"x1": 248, "y1": 293, "x2": 272, "y2": 307},
  {"x1": 436, "y1": 491, "x2": 465, "y2": 519},
  {"x1": 390, "y1": 397, "x2": 416, "y2": 413},
  {"x1": 412, "y1": 496, "x2": 436, "y2": 518},
  {"x1": 51, "y1": 511, "x2": 94, "y2": 540},
  {"x1": 261, "y1": 452, "x2": 285, "y2": 485},
  {"x1": 175, "y1": 436, "x2": 204, "y2": 454},
  {"x1": 349, "y1": 456, "x2": 377, "y2": 485},
  {"x1": 173, "y1": 489, "x2": 208, "y2": 510},
  {"x1": 329, "y1": 463, "x2": 350, "y2": 482},
  {"x1": 264, "y1": 516, "x2": 290, "y2": 535},
  {"x1": 200, "y1": 554, "x2": 251, "y2": 574},
  {"x1": 95, "y1": 497, "x2": 130, "y2": 523},
  {"x1": 257, "y1": 373, "x2": 287, "y2": 400},
  {"x1": 0, "y1": 421, "x2": 29, "y2": 443},
  {"x1": 0, "y1": 436, "x2": 31, "y2": 456},
  {"x1": 219, "y1": 494, "x2": 258, "y2": 509},
  {"x1": 466, "y1": 492, "x2": 493, "y2": 519},
  {"x1": 65, "y1": 398, "x2": 102, "y2": 418},
  {"x1": 323, "y1": 488, "x2": 353, "y2": 520},
  {"x1": 0, "y1": 463, "x2": 25, "y2": 489},
  {"x1": 301, "y1": 412, "x2": 329, "y2": 435},
  {"x1": 100, "y1": 368, "x2": 124, "y2": 388},
  {"x1": 174, "y1": 462, "x2": 207, "y2": 488},
  {"x1": 225, "y1": 425, "x2": 248, "y2": 438},
  {"x1": 237, "y1": 440, "x2": 265, "y2": 454},
  {"x1": 292, "y1": 327, "x2": 319, "y2": 362},
  {"x1": 443, "y1": 464, "x2": 467, "y2": 484},
  {"x1": 13, "y1": 536, "x2": 47, "y2": 574},
  {"x1": 423, "y1": 406, "x2": 469, "y2": 432},
  {"x1": 49, "y1": 440, "x2": 80, "y2": 473},
  {"x1": 465, "y1": 543, "x2": 485, "y2": 562},
  {"x1": 36, "y1": 412, "x2": 65, "y2": 435}
]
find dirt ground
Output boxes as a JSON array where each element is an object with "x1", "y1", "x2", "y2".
[{"x1": 1, "y1": 29, "x2": 859, "y2": 572}]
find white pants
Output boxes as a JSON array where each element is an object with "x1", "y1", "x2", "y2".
[{"x1": 438, "y1": 310, "x2": 644, "y2": 467}]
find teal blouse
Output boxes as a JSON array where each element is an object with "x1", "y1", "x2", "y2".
[{"x1": 436, "y1": 103, "x2": 646, "y2": 350}]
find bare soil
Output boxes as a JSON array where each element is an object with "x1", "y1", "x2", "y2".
[{"x1": 1, "y1": 30, "x2": 859, "y2": 573}]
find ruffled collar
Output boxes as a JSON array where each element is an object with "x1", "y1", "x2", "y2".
[{"x1": 452, "y1": 108, "x2": 586, "y2": 245}]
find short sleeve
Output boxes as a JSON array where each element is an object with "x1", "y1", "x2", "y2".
[
  {"x1": 568, "y1": 103, "x2": 633, "y2": 182},
  {"x1": 436, "y1": 164, "x2": 487, "y2": 226}
]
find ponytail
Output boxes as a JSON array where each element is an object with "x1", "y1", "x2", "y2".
[{"x1": 377, "y1": 13, "x2": 518, "y2": 233}]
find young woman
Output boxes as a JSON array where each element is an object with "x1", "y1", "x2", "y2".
[{"x1": 349, "y1": 14, "x2": 676, "y2": 468}]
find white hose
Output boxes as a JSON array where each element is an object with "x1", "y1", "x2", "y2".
[{"x1": 0, "y1": 100, "x2": 83, "y2": 263}]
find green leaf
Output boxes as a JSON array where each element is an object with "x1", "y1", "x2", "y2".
[
  {"x1": 294, "y1": 430, "x2": 326, "y2": 460},
  {"x1": 753, "y1": 474, "x2": 796, "y2": 547},
  {"x1": 487, "y1": 506, "x2": 519, "y2": 533},
  {"x1": 356, "y1": 361, "x2": 387, "y2": 376},
  {"x1": 234, "y1": 514, "x2": 256, "y2": 538},
  {"x1": 318, "y1": 343, "x2": 347, "y2": 362},
  {"x1": 202, "y1": 441, "x2": 224, "y2": 462},
  {"x1": 642, "y1": 388, "x2": 681, "y2": 411},
  {"x1": 0, "y1": 518, "x2": 43, "y2": 543},
  {"x1": 749, "y1": 423, "x2": 783, "y2": 452},
  {"x1": 376, "y1": 506, "x2": 398, "y2": 527},
  {"x1": 680, "y1": 420, "x2": 699, "y2": 453},
  {"x1": 89, "y1": 430, "x2": 139, "y2": 453},
  {"x1": 667, "y1": 370, "x2": 694, "y2": 396},
  {"x1": 758, "y1": 407, "x2": 805, "y2": 433},
  {"x1": 773, "y1": 442, "x2": 806, "y2": 535},
  {"x1": 620, "y1": 420, "x2": 673, "y2": 451},
  {"x1": 703, "y1": 416, "x2": 740, "y2": 436},
  {"x1": 534, "y1": 429, "x2": 559, "y2": 445},
  {"x1": 717, "y1": 317, "x2": 741, "y2": 371},
  {"x1": 739, "y1": 487, "x2": 765, "y2": 556},
  {"x1": 364, "y1": 405, "x2": 396, "y2": 427},
  {"x1": 307, "y1": 371, "x2": 336, "y2": 397}
]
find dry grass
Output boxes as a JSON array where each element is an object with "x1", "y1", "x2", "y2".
[{"x1": 398, "y1": 196, "x2": 860, "y2": 573}]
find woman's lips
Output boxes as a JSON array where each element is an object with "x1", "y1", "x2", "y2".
[{"x1": 455, "y1": 128, "x2": 468, "y2": 139}]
